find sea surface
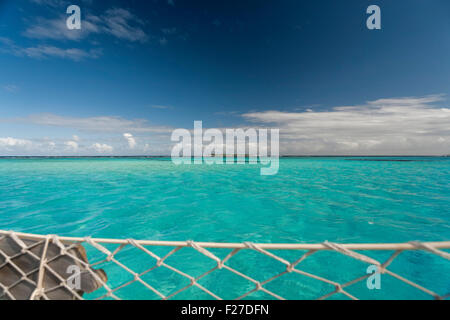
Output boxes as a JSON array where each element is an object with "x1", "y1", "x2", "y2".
[{"x1": 0, "y1": 157, "x2": 449, "y2": 299}]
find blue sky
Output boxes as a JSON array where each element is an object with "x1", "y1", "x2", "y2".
[{"x1": 0, "y1": 0, "x2": 449, "y2": 155}]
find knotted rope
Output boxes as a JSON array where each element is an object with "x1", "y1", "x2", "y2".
[{"x1": 1, "y1": 230, "x2": 449, "y2": 300}]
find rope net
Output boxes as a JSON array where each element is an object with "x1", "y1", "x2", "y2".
[{"x1": 1, "y1": 230, "x2": 449, "y2": 300}]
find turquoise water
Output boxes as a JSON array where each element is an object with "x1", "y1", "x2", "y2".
[{"x1": 0, "y1": 157, "x2": 449, "y2": 299}]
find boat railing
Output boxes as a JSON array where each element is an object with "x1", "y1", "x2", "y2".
[{"x1": 1, "y1": 230, "x2": 449, "y2": 300}]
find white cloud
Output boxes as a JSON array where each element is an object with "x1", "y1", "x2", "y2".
[
  {"x1": 0, "y1": 137, "x2": 32, "y2": 148},
  {"x1": 123, "y1": 133, "x2": 136, "y2": 149},
  {"x1": 24, "y1": 16, "x2": 100, "y2": 41},
  {"x1": 151, "y1": 105, "x2": 172, "y2": 109},
  {"x1": 72, "y1": 135, "x2": 79, "y2": 141},
  {"x1": 367, "y1": 95, "x2": 445, "y2": 106},
  {"x1": 0, "y1": 38, "x2": 102, "y2": 61},
  {"x1": 64, "y1": 140, "x2": 78, "y2": 152},
  {"x1": 21, "y1": 45, "x2": 102, "y2": 61},
  {"x1": 101, "y1": 8, "x2": 148, "y2": 43},
  {"x1": 0, "y1": 135, "x2": 157, "y2": 156},
  {"x1": 243, "y1": 95, "x2": 450, "y2": 155},
  {"x1": 15, "y1": 113, "x2": 173, "y2": 134},
  {"x1": 24, "y1": 8, "x2": 148, "y2": 43},
  {"x1": 91, "y1": 143, "x2": 113, "y2": 153}
]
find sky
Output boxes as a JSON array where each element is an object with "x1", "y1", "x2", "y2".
[{"x1": 0, "y1": 0, "x2": 449, "y2": 156}]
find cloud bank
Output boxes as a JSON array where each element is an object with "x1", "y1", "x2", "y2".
[
  {"x1": 243, "y1": 94, "x2": 450, "y2": 155},
  {"x1": 0, "y1": 95, "x2": 449, "y2": 156},
  {"x1": 20, "y1": 114, "x2": 173, "y2": 134}
]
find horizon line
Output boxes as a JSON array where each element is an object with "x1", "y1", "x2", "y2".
[{"x1": 0, "y1": 155, "x2": 449, "y2": 158}]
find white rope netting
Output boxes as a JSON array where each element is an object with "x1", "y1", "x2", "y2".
[{"x1": 1, "y1": 230, "x2": 449, "y2": 300}]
